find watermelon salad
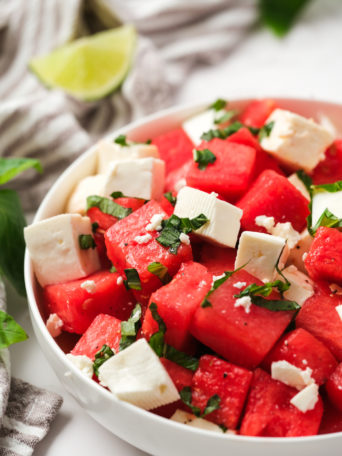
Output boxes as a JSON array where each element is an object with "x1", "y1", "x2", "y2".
[{"x1": 24, "y1": 99, "x2": 342, "y2": 438}]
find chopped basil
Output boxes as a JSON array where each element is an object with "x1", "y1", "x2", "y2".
[
  {"x1": 78, "y1": 234, "x2": 96, "y2": 250},
  {"x1": 110, "y1": 191, "x2": 124, "y2": 199},
  {"x1": 119, "y1": 304, "x2": 142, "y2": 351},
  {"x1": 123, "y1": 268, "x2": 141, "y2": 290},
  {"x1": 218, "y1": 424, "x2": 228, "y2": 433},
  {"x1": 234, "y1": 279, "x2": 290, "y2": 299},
  {"x1": 209, "y1": 98, "x2": 227, "y2": 111},
  {"x1": 258, "y1": 121, "x2": 275, "y2": 142},
  {"x1": 147, "y1": 262, "x2": 172, "y2": 285},
  {"x1": 193, "y1": 148, "x2": 216, "y2": 170},
  {"x1": 180, "y1": 386, "x2": 221, "y2": 418},
  {"x1": 0, "y1": 310, "x2": 28, "y2": 349},
  {"x1": 311, "y1": 208, "x2": 342, "y2": 234},
  {"x1": 165, "y1": 345, "x2": 199, "y2": 371},
  {"x1": 0, "y1": 157, "x2": 42, "y2": 185},
  {"x1": 296, "y1": 169, "x2": 313, "y2": 193},
  {"x1": 93, "y1": 344, "x2": 115, "y2": 376},
  {"x1": 145, "y1": 139, "x2": 152, "y2": 145},
  {"x1": 91, "y1": 222, "x2": 99, "y2": 233},
  {"x1": 201, "y1": 121, "x2": 244, "y2": 142},
  {"x1": 248, "y1": 126, "x2": 260, "y2": 135},
  {"x1": 114, "y1": 134, "x2": 129, "y2": 146},
  {"x1": 312, "y1": 181, "x2": 342, "y2": 193},
  {"x1": 87, "y1": 195, "x2": 132, "y2": 220},
  {"x1": 250, "y1": 296, "x2": 301, "y2": 311},
  {"x1": 109, "y1": 265, "x2": 117, "y2": 273},
  {"x1": 164, "y1": 192, "x2": 177, "y2": 207},
  {"x1": 214, "y1": 110, "x2": 237, "y2": 125}
]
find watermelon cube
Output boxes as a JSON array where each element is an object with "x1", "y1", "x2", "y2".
[
  {"x1": 326, "y1": 363, "x2": 342, "y2": 412},
  {"x1": 296, "y1": 288, "x2": 342, "y2": 361},
  {"x1": 142, "y1": 261, "x2": 212, "y2": 352},
  {"x1": 312, "y1": 140, "x2": 342, "y2": 185},
  {"x1": 263, "y1": 328, "x2": 337, "y2": 385},
  {"x1": 190, "y1": 269, "x2": 294, "y2": 369},
  {"x1": 304, "y1": 226, "x2": 342, "y2": 283},
  {"x1": 186, "y1": 138, "x2": 256, "y2": 202},
  {"x1": 44, "y1": 270, "x2": 134, "y2": 334},
  {"x1": 239, "y1": 99, "x2": 277, "y2": 128},
  {"x1": 237, "y1": 169, "x2": 310, "y2": 233},
  {"x1": 191, "y1": 355, "x2": 253, "y2": 430},
  {"x1": 160, "y1": 358, "x2": 194, "y2": 392},
  {"x1": 164, "y1": 160, "x2": 192, "y2": 193},
  {"x1": 152, "y1": 128, "x2": 194, "y2": 174},
  {"x1": 319, "y1": 397, "x2": 342, "y2": 435},
  {"x1": 199, "y1": 243, "x2": 236, "y2": 275},
  {"x1": 105, "y1": 200, "x2": 192, "y2": 305},
  {"x1": 240, "y1": 369, "x2": 323, "y2": 437},
  {"x1": 71, "y1": 313, "x2": 122, "y2": 359}
]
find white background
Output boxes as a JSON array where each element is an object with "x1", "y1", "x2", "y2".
[{"x1": 9, "y1": 1, "x2": 342, "y2": 455}]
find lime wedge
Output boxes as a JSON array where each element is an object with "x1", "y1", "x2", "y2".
[{"x1": 29, "y1": 25, "x2": 136, "y2": 101}]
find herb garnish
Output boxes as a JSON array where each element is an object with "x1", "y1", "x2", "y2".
[
  {"x1": 201, "y1": 121, "x2": 244, "y2": 142},
  {"x1": 109, "y1": 264, "x2": 117, "y2": 273},
  {"x1": 119, "y1": 304, "x2": 142, "y2": 351},
  {"x1": 91, "y1": 222, "x2": 99, "y2": 233},
  {"x1": 147, "y1": 262, "x2": 172, "y2": 285},
  {"x1": 258, "y1": 121, "x2": 275, "y2": 142},
  {"x1": 0, "y1": 310, "x2": 28, "y2": 349},
  {"x1": 87, "y1": 195, "x2": 132, "y2": 220},
  {"x1": 114, "y1": 134, "x2": 129, "y2": 146},
  {"x1": 123, "y1": 268, "x2": 141, "y2": 290},
  {"x1": 210, "y1": 99, "x2": 227, "y2": 111},
  {"x1": 93, "y1": 344, "x2": 115, "y2": 376},
  {"x1": 156, "y1": 213, "x2": 209, "y2": 254},
  {"x1": 78, "y1": 234, "x2": 96, "y2": 250},
  {"x1": 214, "y1": 110, "x2": 237, "y2": 125},
  {"x1": 180, "y1": 386, "x2": 221, "y2": 418},
  {"x1": 193, "y1": 149, "x2": 216, "y2": 170},
  {"x1": 110, "y1": 191, "x2": 124, "y2": 199},
  {"x1": 163, "y1": 192, "x2": 177, "y2": 207}
]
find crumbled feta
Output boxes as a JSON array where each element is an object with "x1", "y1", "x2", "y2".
[
  {"x1": 179, "y1": 232, "x2": 190, "y2": 245},
  {"x1": 66, "y1": 354, "x2": 94, "y2": 379},
  {"x1": 255, "y1": 215, "x2": 300, "y2": 249},
  {"x1": 278, "y1": 265, "x2": 314, "y2": 307},
  {"x1": 171, "y1": 409, "x2": 236, "y2": 434},
  {"x1": 234, "y1": 296, "x2": 252, "y2": 314},
  {"x1": 117, "y1": 276, "x2": 123, "y2": 285},
  {"x1": 335, "y1": 305, "x2": 342, "y2": 321},
  {"x1": 210, "y1": 192, "x2": 219, "y2": 198},
  {"x1": 271, "y1": 360, "x2": 314, "y2": 390},
  {"x1": 255, "y1": 215, "x2": 275, "y2": 232},
  {"x1": 290, "y1": 383, "x2": 319, "y2": 413},
  {"x1": 80, "y1": 280, "x2": 96, "y2": 294},
  {"x1": 233, "y1": 281, "x2": 247, "y2": 289},
  {"x1": 146, "y1": 213, "x2": 164, "y2": 232},
  {"x1": 46, "y1": 313, "x2": 63, "y2": 338},
  {"x1": 134, "y1": 233, "x2": 152, "y2": 244}
]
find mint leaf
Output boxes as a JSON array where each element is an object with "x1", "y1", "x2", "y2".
[
  {"x1": 93, "y1": 344, "x2": 115, "y2": 376},
  {"x1": 164, "y1": 192, "x2": 177, "y2": 207},
  {"x1": 193, "y1": 149, "x2": 216, "y2": 170},
  {"x1": 202, "y1": 394, "x2": 221, "y2": 418},
  {"x1": 258, "y1": 121, "x2": 275, "y2": 142},
  {"x1": 311, "y1": 208, "x2": 342, "y2": 234},
  {"x1": 110, "y1": 191, "x2": 124, "y2": 199},
  {"x1": 296, "y1": 170, "x2": 313, "y2": 193},
  {"x1": 114, "y1": 134, "x2": 129, "y2": 146},
  {"x1": 201, "y1": 121, "x2": 244, "y2": 142},
  {"x1": 78, "y1": 234, "x2": 96, "y2": 250},
  {"x1": 0, "y1": 190, "x2": 26, "y2": 295},
  {"x1": 119, "y1": 304, "x2": 142, "y2": 351},
  {"x1": 123, "y1": 268, "x2": 141, "y2": 290},
  {"x1": 308, "y1": 180, "x2": 342, "y2": 235},
  {"x1": 251, "y1": 296, "x2": 300, "y2": 311},
  {"x1": 0, "y1": 310, "x2": 28, "y2": 349},
  {"x1": 0, "y1": 157, "x2": 42, "y2": 185},
  {"x1": 179, "y1": 387, "x2": 221, "y2": 418},
  {"x1": 87, "y1": 195, "x2": 132, "y2": 220},
  {"x1": 214, "y1": 110, "x2": 237, "y2": 125},
  {"x1": 147, "y1": 262, "x2": 172, "y2": 285},
  {"x1": 209, "y1": 99, "x2": 227, "y2": 111},
  {"x1": 165, "y1": 345, "x2": 199, "y2": 372},
  {"x1": 91, "y1": 222, "x2": 99, "y2": 233}
]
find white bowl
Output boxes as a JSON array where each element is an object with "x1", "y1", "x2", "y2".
[{"x1": 25, "y1": 98, "x2": 342, "y2": 456}]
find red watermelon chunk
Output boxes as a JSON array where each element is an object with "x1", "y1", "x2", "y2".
[
  {"x1": 319, "y1": 397, "x2": 342, "y2": 435},
  {"x1": 164, "y1": 160, "x2": 192, "y2": 193},
  {"x1": 199, "y1": 243, "x2": 236, "y2": 275},
  {"x1": 186, "y1": 138, "x2": 256, "y2": 202},
  {"x1": 239, "y1": 99, "x2": 277, "y2": 128},
  {"x1": 160, "y1": 358, "x2": 194, "y2": 392},
  {"x1": 296, "y1": 288, "x2": 342, "y2": 361},
  {"x1": 240, "y1": 369, "x2": 323, "y2": 437},
  {"x1": 105, "y1": 200, "x2": 192, "y2": 306},
  {"x1": 71, "y1": 313, "x2": 122, "y2": 359},
  {"x1": 326, "y1": 363, "x2": 342, "y2": 412},
  {"x1": 190, "y1": 269, "x2": 294, "y2": 369},
  {"x1": 237, "y1": 169, "x2": 310, "y2": 233},
  {"x1": 159, "y1": 193, "x2": 175, "y2": 216},
  {"x1": 44, "y1": 270, "x2": 134, "y2": 334},
  {"x1": 263, "y1": 328, "x2": 337, "y2": 385},
  {"x1": 152, "y1": 128, "x2": 194, "y2": 173},
  {"x1": 142, "y1": 261, "x2": 212, "y2": 352},
  {"x1": 304, "y1": 226, "x2": 342, "y2": 284},
  {"x1": 312, "y1": 140, "x2": 342, "y2": 185}
]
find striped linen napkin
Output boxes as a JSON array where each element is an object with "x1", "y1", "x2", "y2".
[{"x1": 0, "y1": 1, "x2": 256, "y2": 454}]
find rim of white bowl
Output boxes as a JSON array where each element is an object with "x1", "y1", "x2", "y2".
[{"x1": 24, "y1": 96, "x2": 342, "y2": 444}]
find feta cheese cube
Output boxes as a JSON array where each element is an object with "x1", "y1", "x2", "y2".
[
  {"x1": 174, "y1": 186, "x2": 242, "y2": 248},
  {"x1": 271, "y1": 360, "x2": 313, "y2": 390},
  {"x1": 98, "y1": 339, "x2": 179, "y2": 410},
  {"x1": 24, "y1": 214, "x2": 100, "y2": 287},
  {"x1": 288, "y1": 173, "x2": 310, "y2": 200},
  {"x1": 46, "y1": 313, "x2": 64, "y2": 338},
  {"x1": 311, "y1": 190, "x2": 342, "y2": 227},
  {"x1": 171, "y1": 409, "x2": 235, "y2": 434},
  {"x1": 260, "y1": 109, "x2": 334, "y2": 172},
  {"x1": 66, "y1": 354, "x2": 94, "y2": 379},
  {"x1": 182, "y1": 109, "x2": 222, "y2": 145},
  {"x1": 104, "y1": 158, "x2": 165, "y2": 201},
  {"x1": 66, "y1": 175, "x2": 107, "y2": 214},
  {"x1": 290, "y1": 383, "x2": 319, "y2": 413},
  {"x1": 235, "y1": 231, "x2": 288, "y2": 283},
  {"x1": 287, "y1": 229, "x2": 313, "y2": 273},
  {"x1": 277, "y1": 265, "x2": 314, "y2": 307},
  {"x1": 97, "y1": 140, "x2": 159, "y2": 173}
]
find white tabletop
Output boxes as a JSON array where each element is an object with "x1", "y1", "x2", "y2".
[{"x1": 9, "y1": 2, "x2": 342, "y2": 454}]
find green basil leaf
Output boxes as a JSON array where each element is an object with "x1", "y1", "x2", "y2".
[
  {"x1": 110, "y1": 191, "x2": 124, "y2": 199},
  {"x1": 251, "y1": 296, "x2": 301, "y2": 311},
  {"x1": 209, "y1": 98, "x2": 227, "y2": 111},
  {"x1": 91, "y1": 222, "x2": 99, "y2": 233},
  {"x1": 258, "y1": 121, "x2": 275, "y2": 142},
  {"x1": 87, "y1": 195, "x2": 132, "y2": 220},
  {"x1": 119, "y1": 304, "x2": 142, "y2": 351},
  {"x1": 311, "y1": 208, "x2": 342, "y2": 234},
  {"x1": 148, "y1": 302, "x2": 167, "y2": 357},
  {"x1": 234, "y1": 279, "x2": 290, "y2": 300},
  {"x1": 179, "y1": 387, "x2": 221, "y2": 418},
  {"x1": 109, "y1": 265, "x2": 117, "y2": 273},
  {"x1": 0, "y1": 311, "x2": 28, "y2": 349},
  {"x1": 202, "y1": 394, "x2": 221, "y2": 418},
  {"x1": 0, "y1": 190, "x2": 26, "y2": 295},
  {"x1": 296, "y1": 170, "x2": 313, "y2": 193},
  {"x1": 0, "y1": 157, "x2": 42, "y2": 185},
  {"x1": 193, "y1": 148, "x2": 216, "y2": 170},
  {"x1": 147, "y1": 262, "x2": 172, "y2": 285},
  {"x1": 123, "y1": 268, "x2": 141, "y2": 290},
  {"x1": 93, "y1": 344, "x2": 115, "y2": 376},
  {"x1": 78, "y1": 234, "x2": 96, "y2": 250},
  {"x1": 214, "y1": 110, "x2": 237, "y2": 125},
  {"x1": 201, "y1": 121, "x2": 244, "y2": 142},
  {"x1": 165, "y1": 345, "x2": 199, "y2": 372},
  {"x1": 163, "y1": 192, "x2": 177, "y2": 207},
  {"x1": 114, "y1": 134, "x2": 129, "y2": 146},
  {"x1": 218, "y1": 424, "x2": 228, "y2": 433},
  {"x1": 145, "y1": 139, "x2": 152, "y2": 145}
]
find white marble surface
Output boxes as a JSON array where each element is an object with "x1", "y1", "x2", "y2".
[{"x1": 9, "y1": 1, "x2": 342, "y2": 454}]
